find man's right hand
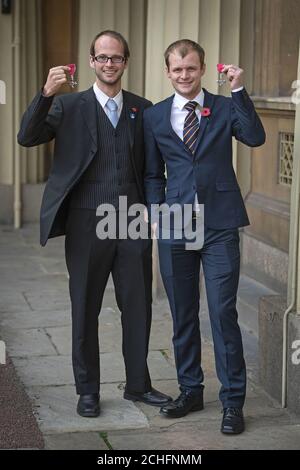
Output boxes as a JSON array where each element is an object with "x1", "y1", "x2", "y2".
[{"x1": 42, "y1": 66, "x2": 71, "y2": 97}]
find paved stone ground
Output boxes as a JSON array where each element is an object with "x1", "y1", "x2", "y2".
[{"x1": 0, "y1": 224, "x2": 300, "y2": 450}]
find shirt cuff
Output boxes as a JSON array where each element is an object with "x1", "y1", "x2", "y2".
[{"x1": 231, "y1": 86, "x2": 244, "y2": 93}]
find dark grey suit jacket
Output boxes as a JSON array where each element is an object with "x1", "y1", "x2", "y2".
[{"x1": 18, "y1": 87, "x2": 152, "y2": 245}]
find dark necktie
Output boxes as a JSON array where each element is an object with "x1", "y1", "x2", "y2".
[{"x1": 183, "y1": 101, "x2": 200, "y2": 154}]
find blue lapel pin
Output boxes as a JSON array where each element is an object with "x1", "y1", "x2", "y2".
[{"x1": 130, "y1": 107, "x2": 138, "y2": 119}]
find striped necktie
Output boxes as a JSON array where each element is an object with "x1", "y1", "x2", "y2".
[{"x1": 183, "y1": 101, "x2": 200, "y2": 154}]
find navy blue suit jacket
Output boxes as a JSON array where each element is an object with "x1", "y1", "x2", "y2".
[{"x1": 144, "y1": 88, "x2": 265, "y2": 230}]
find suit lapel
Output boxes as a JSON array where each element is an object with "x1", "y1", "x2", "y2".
[
  {"x1": 123, "y1": 90, "x2": 136, "y2": 150},
  {"x1": 122, "y1": 91, "x2": 142, "y2": 193},
  {"x1": 165, "y1": 90, "x2": 216, "y2": 157},
  {"x1": 80, "y1": 87, "x2": 98, "y2": 147},
  {"x1": 80, "y1": 87, "x2": 139, "y2": 150},
  {"x1": 165, "y1": 95, "x2": 188, "y2": 152}
]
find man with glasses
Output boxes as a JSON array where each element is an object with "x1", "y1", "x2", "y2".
[{"x1": 18, "y1": 30, "x2": 171, "y2": 417}]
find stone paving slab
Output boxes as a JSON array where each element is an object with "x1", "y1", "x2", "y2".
[
  {"x1": 107, "y1": 426, "x2": 223, "y2": 450},
  {"x1": 0, "y1": 309, "x2": 71, "y2": 329},
  {"x1": 102, "y1": 289, "x2": 119, "y2": 310},
  {"x1": 106, "y1": 422, "x2": 300, "y2": 450},
  {"x1": 0, "y1": 262, "x2": 45, "y2": 281},
  {"x1": 0, "y1": 244, "x2": 40, "y2": 258},
  {"x1": 0, "y1": 274, "x2": 69, "y2": 294},
  {"x1": 159, "y1": 342, "x2": 218, "y2": 380},
  {"x1": 44, "y1": 326, "x2": 72, "y2": 356},
  {"x1": 33, "y1": 246, "x2": 65, "y2": 258},
  {"x1": 13, "y1": 350, "x2": 176, "y2": 387},
  {"x1": 243, "y1": 395, "x2": 297, "y2": 422},
  {"x1": 131, "y1": 381, "x2": 228, "y2": 430},
  {"x1": 29, "y1": 384, "x2": 149, "y2": 434},
  {"x1": 13, "y1": 355, "x2": 74, "y2": 387},
  {"x1": 22, "y1": 289, "x2": 71, "y2": 311},
  {"x1": 98, "y1": 320, "x2": 124, "y2": 354},
  {"x1": 2, "y1": 223, "x2": 300, "y2": 450},
  {"x1": 0, "y1": 291, "x2": 31, "y2": 313},
  {"x1": 239, "y1": 274, "x2": 277, "y2": 310},
  {"x1": 99, "y1": 306, "x2": 121, "y2": 323},
  {"x1": 37, "y1": 258, "x2": 68, "y2": 275},
  {"x1": 1, "y1": 327, "x2": 58, "y2": 357},
  {"x1": 131, "y1": 378, "x2": 285, "y2": 433},
  {"x1": 45, "y1": 320, "x2": 123, "y2": 355},
  {"x1": 99, "y1": 351, "x2": 177, "y2": 384},
  {"x1": 44, "y1": 432, "x2": 108, "y2": 450},
  {"x1": 148, "y1": 320, "x2": 173, "y2": 350},
  {"x1": 151, "y1": 300, "x2": 172, "y2": 321}
]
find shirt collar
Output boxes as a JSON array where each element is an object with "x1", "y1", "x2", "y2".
[
  {"x1": 173, "y1": 89, "x2": 205, "y2": 110},
  {"x1": 93, "y1": 83, "x2": 123, "y2": 109}
]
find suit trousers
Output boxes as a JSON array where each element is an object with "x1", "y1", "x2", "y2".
[
  {"x1": 158, "y1": 227, "x2": 246, "y2": 408},
  {"x1": 65, "y1": 208, "x2": 152, "y2": 395}
]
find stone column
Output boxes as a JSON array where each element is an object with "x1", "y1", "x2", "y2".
[
  {"x1": 0, "y1": 0, "x2": 44, "y2": 224},
  {"x1": 287, "y1": 46, "x2": 300, "y2": 413},
  {"x1": 78, "y1": 0, "x2": 146, "y2": 95},
  {"x1": 289, "y1": 43, "x2": 300, "y2": 312},
  {"x1": 145, "y1": 0, "x2": 200, "y2": 103},
  {"x1": 20, "y1": 0, "x2": 44, "y2": 185},
  {"x1": 219, "y1": 0, "x2": 241, "y2": 171},
  {"x1": 0, "y1": 9, "x2": 14, "y2": 186},
  {"x1": 198, "y1": 0, "x2": 221, "y2": 95}
]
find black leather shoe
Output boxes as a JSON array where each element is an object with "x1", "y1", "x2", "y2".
[
  {"x1": 221, "y1": 407, "x2": 245, "y2": 434},
  {"x1": 160, "y1": 390, "x2": 204, "y2": 418},
  {"x1": 77, "y1": 393, "x2": 100, "y2": 418},
  {"x1": 123, "y1": 387, "x2": 172, "y2": 407}
]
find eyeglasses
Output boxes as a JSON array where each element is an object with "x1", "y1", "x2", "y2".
[{"x1": 93, "y1": 55, "x2": 125, "y2": 64}]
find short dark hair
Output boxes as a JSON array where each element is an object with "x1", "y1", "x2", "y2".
[
  {"x1": 164, "y1": 39, "x2": 205, "y2": 69},
  {"x1": 90, "y1": 30, "x2": 130, "y2": 61}
]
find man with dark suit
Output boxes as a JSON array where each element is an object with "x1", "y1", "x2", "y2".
[
  {"x1": 18, "y1": 30, "x2": 171, "y2": 417},
  {"x1": 144, "y1": 39, "x2": 265, "y2": 434}
]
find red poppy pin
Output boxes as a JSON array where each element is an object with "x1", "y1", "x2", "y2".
[
  {"x1": 130, "y1": 107, "x2": 138, "y2": 119},
  {"x1": 201, "y1": 107, "x2": 211, "y2": 117}
]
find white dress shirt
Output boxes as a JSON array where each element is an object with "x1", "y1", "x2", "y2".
[
  {"x1": 93, "y1": 82, "x2": 123, "y2": 117},
  {"x1": 170, "y1": 90, "x2": 204, "y2": 212},
  {"x1": 170, "y1": 87, "x2": 243, "y2": 139},
  {"x1": 170, "y1": 89, "x2": 205, "y2": 140}
]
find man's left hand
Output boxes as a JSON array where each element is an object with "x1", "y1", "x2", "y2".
[{"x1": 222, "y1": 64, "x2": 244, "y2": 90}]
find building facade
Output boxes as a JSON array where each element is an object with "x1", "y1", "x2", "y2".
[{"x1": 0, "y1": 0, "x2": 300, "y2": 412}]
